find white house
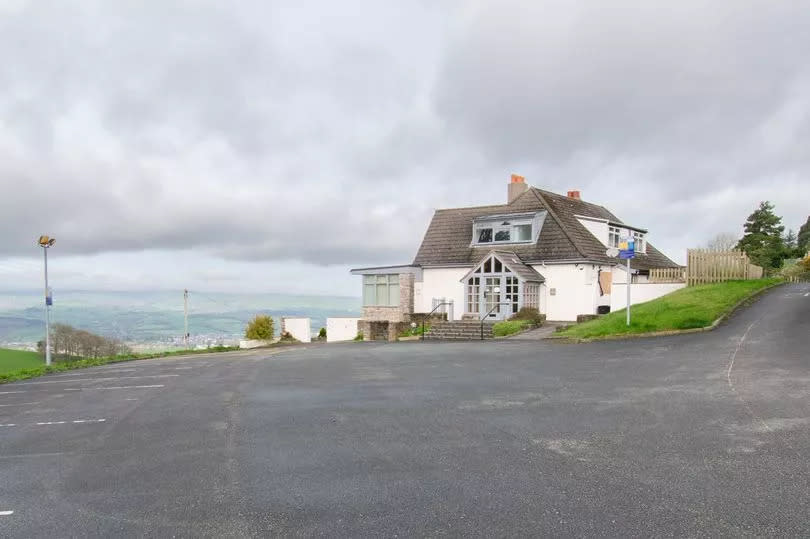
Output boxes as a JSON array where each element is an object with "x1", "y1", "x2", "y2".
[{"x1": 351, "y1": 175, "x2": 683, "y2": 339}]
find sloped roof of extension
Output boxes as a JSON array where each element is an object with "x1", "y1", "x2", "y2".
[
  {"x1": 459, "y1": 250, "x2": 546, "y2": 283},
  {"x1": 412, "y1": 187, "x2": 680, "y2": 270}
]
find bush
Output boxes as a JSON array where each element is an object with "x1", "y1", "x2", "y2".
[
  {"x1": 509, "y1": 307, "x2": 545, "y2": 326},
  {"x1": 399, "y1": 323, "x2": 430, "y2": 337},
  {"x1": 492, "y1": 319, "x2": 532, "y2": 337},
  {"x1": 279, "y1": 331, "x2": 298, "y2": 343},
  {"x1": 354, "y1": 331, "x2": 364, "y2": 341},
  {"x1": 318, "y1": 327, "x2": 327, "y2": 339},
  {"x1": 245, "y1": 315, "x2": 274, "y2": 340}
]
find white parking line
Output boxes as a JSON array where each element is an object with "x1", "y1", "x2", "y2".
[
  {"x1": 64, "y1": 384, "x2": 165, "y2": 391},
  {"x1": 0, "y1": 391, "x2": 26, "y2": 395},
  {"x1": 0, "y1": 402, "x2": 39, "y2": 407},
  {"x1": 0, "y1": 510, "x2": 13, "y2": 516},
  {"x1": 14, "y1": 374, "x2": 179, "y2": 385},
  {"x1": 0, "y1": 424, "x2": 16, "y2": 428}
]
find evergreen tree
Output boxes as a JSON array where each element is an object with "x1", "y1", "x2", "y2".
[
  {"x1": 798, "y1": 216, "x2": 810, "y2": 254},
  {"x1": 735, "y1": 201, "x2": 787, "y2": 269},
  {"x1": 784, "y1": 229, "x2": 798, "y2": 257}
]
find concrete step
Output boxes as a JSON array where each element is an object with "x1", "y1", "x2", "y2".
[{"x1": 424, "y1": 321, "x2": 495, "y2": 340}]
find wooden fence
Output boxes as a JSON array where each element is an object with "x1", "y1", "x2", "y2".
[
  {"x1": 649, "y1": 267, "x2": 687, "y2": 283},
  {"x1": 686, "y1": 249, "x2": 764, "y2": 286}
]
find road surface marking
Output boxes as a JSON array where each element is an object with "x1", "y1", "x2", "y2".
[
  {"x1": 71, "y1": 419, "x2": 106, "y2": 424},
  {"x1": 0, "y1": 391, "x2": 25, "y2": 395},
  {"x1": 0, "y1": 424, "x2": 16, "y2": 428},
  {"x1": 0, "y1": 402, "x2": 39, "y2": 407},
  {"x1": 64, "y1": 384, "x2": 165, "y2": 391},
  {"x1": 805, "y1": 292, "x2": 809, "y2": 297},
  {"x1": 47, "y1": 369, "x2": 139, "y2": 378},
  {"x1": 15, "y1": 374, "x2": 179, "y2": 385},
  {"x1": 0, "y1": 511, "x2": 13, "y2": 516},
  {"x1": 36, "y1": 421, "x2": 67, "y2": 425}
]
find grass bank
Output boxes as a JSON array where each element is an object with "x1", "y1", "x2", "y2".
[
  {"x1": 0, "y1": 348, "x2": 43, "y2": 375},
  {"x1": 557, "y1": 278, "x2": 782, "y2": 340},
  {"x1": 0, "y1": 346, "x2": 239, "y2": 384}
]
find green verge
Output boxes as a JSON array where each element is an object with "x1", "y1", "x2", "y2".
[
  {"x1": 492, "y1": 319, "x2": 533, "y2": 337},
  {"x1": 0, "y1": 346, "x2": 240, "y2": 385},
  {"x1": 557, "y1": 278, "x2": 782, "y2": 340},
  {"x1": 0, "y1": 348, "x2": 43, "y2": 374}
]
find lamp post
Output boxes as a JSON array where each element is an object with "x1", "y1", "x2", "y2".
[{"x1": 38, "y1": 236, "x2": 55, "y2": 366}]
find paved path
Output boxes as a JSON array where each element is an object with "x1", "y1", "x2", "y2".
[{"x1": 1, "y1": 283, "x2": 809, "y2": 537}]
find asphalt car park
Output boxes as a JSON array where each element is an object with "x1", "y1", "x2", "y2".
[{"x1": 1, "y1": 283, "x2": 809, "y2": 537}]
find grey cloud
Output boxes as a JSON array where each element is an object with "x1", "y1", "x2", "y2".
[{"x1": 1, "y1": 0, "x2": 809, "y2": 280}]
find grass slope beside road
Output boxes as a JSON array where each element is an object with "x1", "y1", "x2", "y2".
[
  {"x1": 0, "y1": 348, "x2": 43, "y2": 375},
  {"x1": 0, "y1": 346, "x2": 240, "y2": 384},
  {"x1": 558, "y1": 278, "x2": 782, "y2": 340}
]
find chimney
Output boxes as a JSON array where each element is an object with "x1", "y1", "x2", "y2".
[
  {"x1": 508, "y1": 174, "x2": 529, "y2": 203},
  {"x1": 567, "y1": 190, "x2": 581, "y2": 200}
]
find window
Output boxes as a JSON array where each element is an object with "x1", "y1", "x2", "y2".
[
  {"x1": 467, "y1": 277, "x2": 480, "y2": 313},
  {"x1": 362, "y1": 274, "x2": 400, "y2": 306},
  {"x1": 472, "y1": 214, "x2": 538, "y2": 245},
  {"x1": 515, "y1": 224, "x2": 532, "y2": 241},
  {"x1": 505, "y1": 276, "x2": 519, "y2": 313},
  {"x1": 523, "y1": 283, "x2": 539, "y2": 309},
  {"x1": 633, "y1": 231, "x2": 645, "y2": 253},
  {"x1": 609, "y1": 226, "x2": 621, "y2": 248}
]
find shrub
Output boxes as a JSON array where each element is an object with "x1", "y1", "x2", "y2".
[
  {"x1": 509, "y1": 307, "x2": 545, "y2": 326},
  {"x1": 354, "y1": 331, "x2": 364, "y2": 341},
  {"x1": 492, "y1": 319, "x2": 532, "y2": 337},
  {"x1": 245, "y1": 315, "x2": 274, "y2": 340},
  {"x1": 318, "y1": 327, "x2": 327, "y2": 339},
  {"x1": 279, "y1": 331, "x2": 298, "y2": 343}
]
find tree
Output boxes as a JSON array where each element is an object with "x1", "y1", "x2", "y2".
[
  {"x1": 735, "y1": 201, "x2": 787, "y2": 270},
  {"x1": 706, "y1": 232, "x2": 738, "y2": 251},
  {"x1": 245, "y1": 315, "x2": 274, "y2": 340},
  {"x1": 798, "y1": 216, "x2": 810, "y2": 254}
]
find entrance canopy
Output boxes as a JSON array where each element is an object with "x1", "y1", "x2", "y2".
[{"x1": 459, "y1": 251, "x2": 545, "y2": 284}]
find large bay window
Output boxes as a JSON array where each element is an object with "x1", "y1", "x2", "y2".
[{"x1": 363, "y1": 275, "x2": 400, "y2": 306}]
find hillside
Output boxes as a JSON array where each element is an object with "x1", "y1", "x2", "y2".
[{"x1": 0, "y1": 348, "x2": 43, "y2": 375}]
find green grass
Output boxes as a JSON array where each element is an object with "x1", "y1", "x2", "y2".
[
  {"x1": 558, "y1": 278, "x2": 782, "y2": 340},
  {"x1": 0, "y1": 345, "x2": 240, "y2": 385},
  {"x1": 492, "y1": 319, "x2": 533, "y2": 337},
  {"x1": 0, "y1": 348, "x2": 44, "y2": 375}
]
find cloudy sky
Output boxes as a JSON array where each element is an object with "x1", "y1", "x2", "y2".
[{"x1": 1, "y1": 0, "x2": 808, "y2": 297}]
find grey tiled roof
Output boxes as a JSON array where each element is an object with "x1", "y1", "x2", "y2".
[{"x1": 412, "y1": 187, "x2": 680, "y2": 269}]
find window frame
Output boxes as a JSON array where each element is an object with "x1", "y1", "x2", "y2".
[
  {"x1": 473, "y1": 219, "x2": 534, "y2": 245},
  {"x1": 362, "y1": 274, "x2": 400, "y2": 307}
]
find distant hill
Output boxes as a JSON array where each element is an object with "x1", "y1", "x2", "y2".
[{"x1": 0, "y1": 290, "x2": 361, "y2": 346}]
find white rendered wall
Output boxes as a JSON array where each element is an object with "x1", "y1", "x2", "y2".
[
  {"x1": 610, "y1": 283, "x2": 685, "y2": 311},
  {"x1": 326, "y1": 317, "x2": 360, "y2": 342},
  {"x1": 531, "y1": 264, "x2": 598, "y2": 322},
  {"x1": 416, "y1": 268, "x2": 468, "y2": 320},
  {"x1": 577, "y1": 218, "x2": 609, "y2": 247},
  {"x1": 281, "y1": 317, "x2": 311, "y2": 343}
]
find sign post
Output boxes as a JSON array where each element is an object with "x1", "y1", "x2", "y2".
[{"x1": 618, "y1": 237, "x2": 636, "y2": 326}]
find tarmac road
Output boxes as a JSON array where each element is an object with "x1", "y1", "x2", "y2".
[{"x1": 1, "y1": 283, "x2": 809, "y2": 537}]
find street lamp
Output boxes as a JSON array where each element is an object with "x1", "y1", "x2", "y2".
[{"x1": 38, "y1": 236, "x2": 55, "y2": 366}]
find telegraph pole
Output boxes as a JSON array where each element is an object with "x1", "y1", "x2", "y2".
[{"x1": 183, "y1": 289, "x2": 189, "y2": 347}]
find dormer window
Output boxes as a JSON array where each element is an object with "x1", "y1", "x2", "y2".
[{"x1": 472, "y1": 212, "x2": 546, "y2": 246}]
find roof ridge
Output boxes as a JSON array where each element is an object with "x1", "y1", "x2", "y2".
[{"x1": 529, "y1": 189, "x2": 589, "y2": 259}]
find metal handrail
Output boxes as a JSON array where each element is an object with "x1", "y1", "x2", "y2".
[
  {"x1": 421, "y1": 302, "x2": 452, "y2": 341},
  {"x1": 480, "y1": 302, "x2": 512, "y2": 340}
]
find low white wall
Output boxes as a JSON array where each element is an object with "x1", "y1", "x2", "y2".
[
  {"x1": 531, "y1": 263, "x2": 597, "y2": 322},
  {"x1": 326, "y1": 317, "x2": 360, "y2": 342},
  {"x1": 281, "y1": 317, "x2": 311, "y2": 343},
  {"x1": 611, "y1": 283, "x2": 685, "y2": 311},
  {"x1": 415, "y1": 267, "x2": 468, "y2": 320},
  {"x1": 240, "y1": 339, "x2": 277, "y2": 349}
]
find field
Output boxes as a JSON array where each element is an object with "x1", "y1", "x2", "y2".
[
  {"x1": 558, "y1": 278, "x2": 781, "y2": 340},
  {"x1": 0, "y1": 347, "x2": 43, "y2": 375}
]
